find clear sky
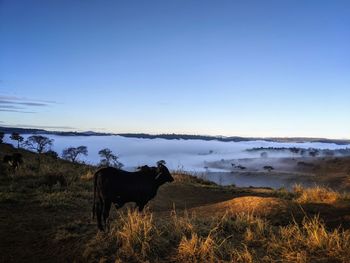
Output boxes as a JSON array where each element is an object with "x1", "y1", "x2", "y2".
[{"x1": 0, "y1": 0, "x2": 349, "y2": 138}]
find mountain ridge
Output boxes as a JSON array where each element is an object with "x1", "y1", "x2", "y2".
[{"x1": 1, "y1": 126, "x2": 349, "y2": 145}]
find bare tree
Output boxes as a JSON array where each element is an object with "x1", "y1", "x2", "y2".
[
  {"x1": 24, "y1": 135, "x2": 53, "y2": 169},
  {"x1": 24, "y1": 135, "x2": 53, "y2": 154},
  {"x1": 10, "y1": 132, "x2": 24, "y2": 148},
  {"x1": 98, "y1": 148, "x2": 123, "y2": 168},
  {"x1": 62, "y1": 146, "x2": 88, "y2": 163}
]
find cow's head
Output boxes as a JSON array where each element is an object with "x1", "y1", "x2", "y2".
[{"x1": 155, "y1": 161, "x2": 174, "y2": 184}]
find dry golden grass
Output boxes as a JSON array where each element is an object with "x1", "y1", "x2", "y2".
[
  {"x1": 80, "y1": 170, "x2": 94, "y2": 181},
  {"x1": 293, "y1": 184, "x2": 343, "y2": 204},
  {"x1": 83, "y1": 208, "x2": 350, "y2": 263},
  {"x1": 177, "y1": 232, "x2": 216, "y2": 262},
  {"x1": 114, "y1": 209, "x2": 162, "y2": 261},
  {"x1": 267, "y1": 215, "x2": 350, "y2": 262},
  {"x1": 231, "y1": 245, "x2": 254, "y2": 263},
  {"x1": 84, "y1": 209, "x2": 163, "y2": 262},
  {"x1": 170, "y1": 209, "x2": 195, "y2": 238}
]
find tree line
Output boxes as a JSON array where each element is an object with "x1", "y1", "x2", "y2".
[
  {"x1": 246, "y1": 146, "x2": 350, "y2": 157},
  {"x1": 0, "y1": 132, "x2": 123, "y2": 168}
]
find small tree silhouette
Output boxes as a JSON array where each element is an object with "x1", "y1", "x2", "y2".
[
  {"x1": 98, "y1": 148, "x2": 123, "y2": 168},
  {"x1": 24, "y1": 135, "x2": 54, "y2": 169},
  {"x1": 10, "y1": 132, "x2": 24, "y2": 148},
  {"x1": 24, "y1": 135, "x2": 53, "y2": 154},
  {"x1": 62, "y1": 146, "x2": 88, "y2": 163}
]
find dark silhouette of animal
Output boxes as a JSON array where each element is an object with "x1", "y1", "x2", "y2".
[
  {"x1": 92, "y1": 162, "x2": 174, "y2": 231},
  {"x1": 3, "y1": 153, "x2": 23, "y2": 171}
]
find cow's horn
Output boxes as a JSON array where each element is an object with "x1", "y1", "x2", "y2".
[{"x1": 155, "y1": 173, "x2": 162, "y2": 180}]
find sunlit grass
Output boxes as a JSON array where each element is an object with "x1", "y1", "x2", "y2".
[
  {"x1": 177, "y1": 232, "x2": 216, "y2": 262},
  {"x1": 267, "y1": 215, "x2": 350, "y2": 262},
  {"x1": 114, "y1": 209, "x2": 162, "y2": 261},
  {"x1": 293, "y1": 184, "x2": 343, "y2": 204},
  {"x1": 84, "y1": 207, "x2": 350, "y2": 262}
]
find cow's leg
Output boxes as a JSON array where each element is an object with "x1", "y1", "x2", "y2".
[
  {"x1": 102, "y1": 199, "x2": 112, "y2": 231},
  {"x1": 96, "y1": 201, "x2": 104, "y2": 231}
]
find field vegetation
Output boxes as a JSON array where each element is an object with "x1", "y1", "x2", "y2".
[{"x1": 1, "y1": 143, "x2": 350, "y2": 262}]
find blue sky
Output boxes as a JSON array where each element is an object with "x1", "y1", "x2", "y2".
[{"x1": 0, "y1": 0, "x2": 349, "y2": 138}]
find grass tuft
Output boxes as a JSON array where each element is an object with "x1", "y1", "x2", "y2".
[
  {"x1": 267, "y1": 215, "x2": 350, "y2": 262},
  {"x1": 177, "y1": 232, "x2": 216, "y2": 263},
  {"x1": 293, "y1": 184, "x2": 342, "y2": 204}
]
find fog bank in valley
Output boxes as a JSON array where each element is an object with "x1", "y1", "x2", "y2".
[
  {"x1": 4, "y1": 134, "x2": 349, "y2": 172},
  {"x1": 5, "y1": 134, "x2": 350, "y2": 188}
]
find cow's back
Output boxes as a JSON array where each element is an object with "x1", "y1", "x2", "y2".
[
  {"x1": 95, "y1": 167, "x2": 157, "y2": 202},
  {"x1": 95, "y1": 167, "x2": 142, "y2": 200}
]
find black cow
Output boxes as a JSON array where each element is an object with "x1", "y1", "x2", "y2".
[{"x1": 92, "y1": 162, "x2": 174, "y2": 231}]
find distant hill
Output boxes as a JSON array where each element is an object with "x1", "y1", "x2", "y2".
[
  {"x1": 0, "y1": 126, "x2": 112, "y2": 136},
  {"x1": 0, "y1": 126, "x2": 349, "y2": 145}
]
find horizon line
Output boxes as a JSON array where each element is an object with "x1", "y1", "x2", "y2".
[{"x1": 1, "y1": 125, "x2": 349, "y2": 141}]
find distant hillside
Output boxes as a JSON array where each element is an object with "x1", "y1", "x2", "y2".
[
  {"x1": 116, "y1": 133, "x2": 350, "y2": 145},
  {"x1": 1, "y1": 126, "x2": 349, "y2": 145},
  {"x1": 0, "y1": 126, "x2": 112, "y2": 136}
]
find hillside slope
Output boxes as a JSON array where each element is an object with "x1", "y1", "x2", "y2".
[{"x1": 1, "y1": 144, "x2": 350, "y2": 262}]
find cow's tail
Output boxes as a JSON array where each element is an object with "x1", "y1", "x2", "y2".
[{"x1": 92, "y1": 171, "x2": 98, "y2": 220}]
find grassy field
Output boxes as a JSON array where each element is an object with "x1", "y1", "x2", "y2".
[{"x1": 1, "y1": 143, "x2": 350, "y2": 262}]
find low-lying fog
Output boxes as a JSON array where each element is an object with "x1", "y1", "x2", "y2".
[{"x1": 4, "y1": 134, "x2": 350, "y2": 189}]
